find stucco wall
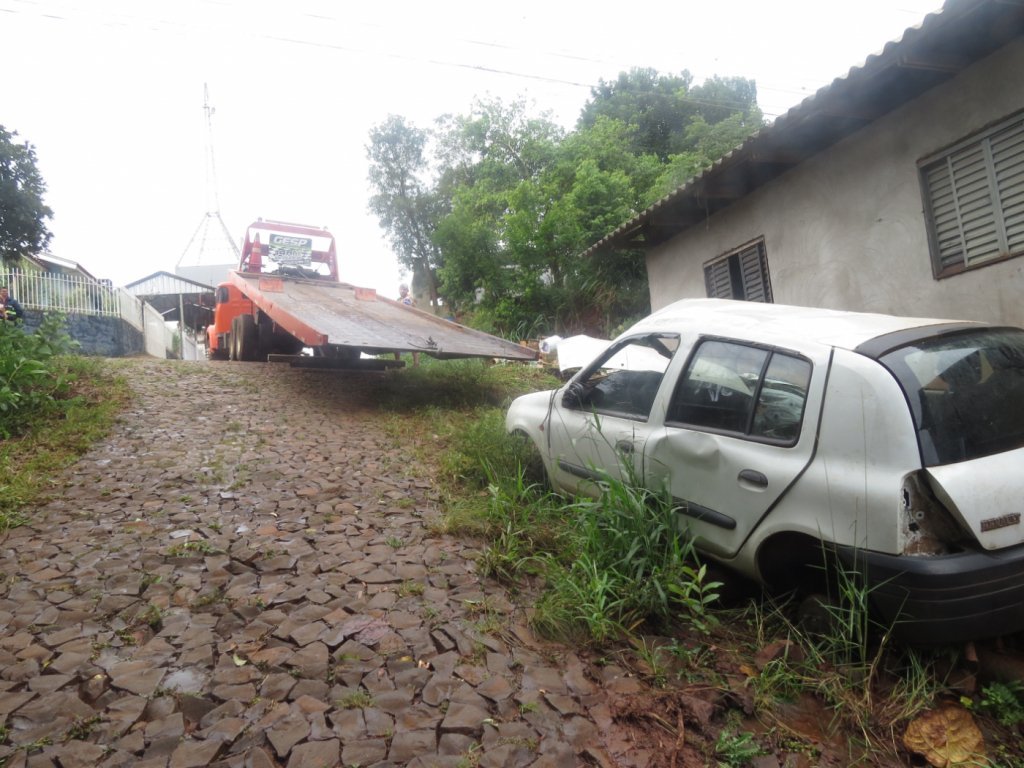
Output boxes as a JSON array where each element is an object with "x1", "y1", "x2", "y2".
[{"x1": 646, "y1": 39, "x2": 1024, "y2": 325}]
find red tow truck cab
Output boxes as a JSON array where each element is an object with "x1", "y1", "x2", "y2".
[
  {"x1": 206, "y1": 219, "x2": 338, "y2": 361},
  {"x1": 206, "y1": 283, "x2": 255, "y2": 360}
]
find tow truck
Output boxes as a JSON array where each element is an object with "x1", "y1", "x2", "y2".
[{"x1": 206, "y1": 219, "x2": 537, "y2": 367}]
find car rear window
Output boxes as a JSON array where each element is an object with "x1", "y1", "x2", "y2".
[{"x1": 879, "y1": 328, "x2": 1024, "y2": 466}]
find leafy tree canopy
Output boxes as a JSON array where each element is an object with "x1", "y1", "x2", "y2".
[
  {"x1": 0, "y1": 126, "x2": 53, "y2": 267},
  {"x1": 367, "y1": 69, "x2": 763, "y2": 338},
  {"x1": 366, "y1": 115, "x2": 445, "y2": 306}
]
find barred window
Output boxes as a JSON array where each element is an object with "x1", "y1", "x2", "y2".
[
  {"x1": 703, "y1": 239, "x2": 773, "y2": 302},
  {"x1": 920, "y1": 112, "x2": 1024, "y2": 278}
]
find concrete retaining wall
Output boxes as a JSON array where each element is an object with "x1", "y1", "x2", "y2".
[{"x1": 19, "y1": 310, "x2": 146, "y2": 358}]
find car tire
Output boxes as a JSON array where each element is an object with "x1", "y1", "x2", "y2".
[
  {"x1": 797, "y1": 592, "x2": 841, "y2": 637},
  {"x1": 512, "y1": 431, "x2": 550, "y2": 490}
]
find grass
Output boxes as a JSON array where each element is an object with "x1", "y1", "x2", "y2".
[
  {"x1": 0, "y1": 351, "x2": 130, "y2": 528},
  {"x1": 336, "y1": 689, "x2": 375, "y2": 709}
]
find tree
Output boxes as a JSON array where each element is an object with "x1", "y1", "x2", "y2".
[
  {"x1": 366, "y1": 71, "x2": 764, "y2": 338},
  {"x1": 431, "y1": 98, "x2": 564, "y2": 324},
  {"x1": 578, "y1": 68, "x2": 696, "y2": 160},
  {"x1": 648, "y1": 110, "x2": 765, "y2": 202},
  {"x1": 689, "y1": 75, "x2": 760, "y2": 124},
  {"x1": 578, "y1": 68, "x2": 761, "y2": 161},
  {"x1": 0, "y1": 126, "x2": 53, "y2": 267},
  {"x1": 366, "y1": 116, "x2": 444, "y2": 307}
]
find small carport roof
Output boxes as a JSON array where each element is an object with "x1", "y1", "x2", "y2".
[
  {"x1": 124, "y1": 271, "x2": 215, "y2": 295},
  {"x1": 124, "y1": 271, "x2": 216, "y2": 331},
  {"x1": 582, "y1": 0, "x2": 1024, "y2": 258}
]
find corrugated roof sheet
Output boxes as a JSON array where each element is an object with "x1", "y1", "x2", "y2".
[{"x1": 124, "y1": 270, "x2": 215, "y2": 295}]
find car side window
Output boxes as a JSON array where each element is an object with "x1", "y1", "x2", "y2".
[
  {"x1": 667, "y1": 339, "x2": 811, "y2": 444},
  {"x1": 564, "y1": 334, "x2": 680, "y2": 421},
  {"x1": 751, "y1": 352, "x2": 812, "y2": 442}
]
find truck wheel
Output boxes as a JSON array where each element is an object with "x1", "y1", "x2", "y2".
[
  {"x1": 237, "y1": 314, "x2": 259, "y2": 361},
  {"x1": 229, "y1": 317, "x2": 241, "y2": 361}
]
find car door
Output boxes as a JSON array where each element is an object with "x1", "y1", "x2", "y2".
[
  {"x1": 547, "y1": 334, "x2": 680, "y2": 495},
  {"x1": 643, "y1": 337, "x2": 826, "y2": 559}
]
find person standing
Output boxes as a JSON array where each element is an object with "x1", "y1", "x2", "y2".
[
  {"x1": 0, "y1": 285, "x2": 24, "y2": 322},
  {"x1": 395, "y1": 283, "x2": 419, "y2": 366},
  {"x1": 398, "y1": 283, "x2": 414, "y2": 306}
]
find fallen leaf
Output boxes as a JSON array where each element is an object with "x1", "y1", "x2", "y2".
[{"x1": 903, "y1": 705, "x2": 986, "y2": 767}]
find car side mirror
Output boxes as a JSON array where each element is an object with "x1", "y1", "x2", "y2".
[{"x1": 562, "y1": 382, "x2": 584, "y2": 409}]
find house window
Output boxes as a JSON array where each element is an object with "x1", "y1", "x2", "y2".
[
  {"x1": 920, "y1": 112, "x2": 1024, "y2": 278},
  {"x1": 703, "y1": 239, "x2": 773, "y2": 302}
]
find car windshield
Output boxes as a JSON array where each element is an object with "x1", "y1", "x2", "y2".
[{"x1": 880, "y1": 328, "x2": 1024, "y2": 466}]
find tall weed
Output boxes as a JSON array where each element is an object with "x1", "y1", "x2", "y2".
[
  {"x1": 551, "y1": 473, "x2": 720, "y2": 638},
  {"x1": 0, "y1": 314, "x2": 79, "y2": 438},
  {"x1": 440, "y1": 408, "x2": 721, "y2": 644}
]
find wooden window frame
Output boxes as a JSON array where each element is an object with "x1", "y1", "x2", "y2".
[
  {"x1": 703, "y1": 238, "x2": 773, "y2": 302},
  {"x1": 920, "y1": 111, "x2": 1024, "y2": 279}
]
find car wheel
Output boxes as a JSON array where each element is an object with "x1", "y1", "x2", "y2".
[
  {"x1": 797, "y1": 592, "x2": 841, "y2": 637},
  {"x1": 512, "y1": 431, "x2": 550, "y2": 490}
]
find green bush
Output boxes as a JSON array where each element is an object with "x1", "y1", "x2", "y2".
[{"x1": 0, "y1": 315, "x2": 78, "y2": 438}]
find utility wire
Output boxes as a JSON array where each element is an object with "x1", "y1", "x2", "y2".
[{"x1": 2, "y1": 0, "x2": 798, "y2": 116}]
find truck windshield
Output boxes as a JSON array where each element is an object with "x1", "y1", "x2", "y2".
[{"x1": 880, "y1": 328, "x2": 1024, "y2": 466}]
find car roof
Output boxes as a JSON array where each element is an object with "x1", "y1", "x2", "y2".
[{"x1": 626, "y1": 299, "x2": 987, "y2": 352}]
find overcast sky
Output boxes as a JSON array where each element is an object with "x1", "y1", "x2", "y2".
[{"x1": 2, "y1": 0, "x2": 943, "y2": 297}]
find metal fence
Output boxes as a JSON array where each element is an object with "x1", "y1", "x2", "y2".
[
  {"x1": 0, "y1": 268, "x2": 180, "y2": 356},
  {"x1": 1, "y1": 268, "x2": 120, "y2": 316}
]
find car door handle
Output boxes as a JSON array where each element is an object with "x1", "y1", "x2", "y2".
[
  {"x1": 615, "y1": 440, "x2": 635, "y2": 455},
  {"x1": 738, "y1": 469, "x2": 768, "y2": 488}
]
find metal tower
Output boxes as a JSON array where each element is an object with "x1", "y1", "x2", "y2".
[{"x1": 176, "y1": 84, "x2": 239, "y2": 286}]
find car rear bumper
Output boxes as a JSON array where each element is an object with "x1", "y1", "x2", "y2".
[{"x1": 835, "y1": 543, "x2": 1024, "y2": 645}]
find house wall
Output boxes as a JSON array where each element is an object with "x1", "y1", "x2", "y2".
[{"x1": 646, "y1": 38, "x2": 1024, "y2": 325}]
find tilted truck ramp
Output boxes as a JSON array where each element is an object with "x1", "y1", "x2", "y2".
[{"x1": 230, "y1": 272, "x2": 537, "y2": 361}]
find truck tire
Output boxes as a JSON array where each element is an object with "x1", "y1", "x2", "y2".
[
  {"x1": 237, "y1": 314, "x2": 259, "y2": 361},
  {"x1": 228, "y1": 317, "x2": 240, "y2": 361}
]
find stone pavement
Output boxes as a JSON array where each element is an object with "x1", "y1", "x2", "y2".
[{"x1": 0, "y1": 359, "x2": 652, "y2": 768}]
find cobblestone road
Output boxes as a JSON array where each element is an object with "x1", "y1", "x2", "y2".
[{"x1": 0, "y1": 359, "x2": 651, "y2": 768}]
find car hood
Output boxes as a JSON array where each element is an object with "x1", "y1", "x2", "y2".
[{"x1": 925, "y1": 446, "x2": 1024, "y2": 550}]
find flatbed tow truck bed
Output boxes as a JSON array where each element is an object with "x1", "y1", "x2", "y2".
[{"x1": 230, "y1": 271, "x2": 536, "y2": 361}]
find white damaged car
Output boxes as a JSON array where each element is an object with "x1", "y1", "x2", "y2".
[{"x1": 506, "y1": 299, "x2": 1024, "y2": 644}]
